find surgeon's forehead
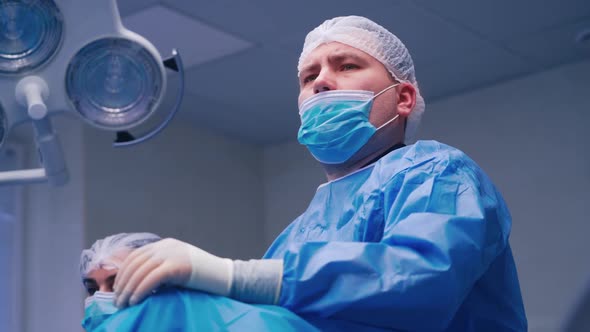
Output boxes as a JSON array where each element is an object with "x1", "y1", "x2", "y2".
[
  {"x1": 299, "y1": 42, "x2": 374, "y2": 72},
  {"x1": 98, "y1": 248, "x2": 132, "y2": 267}
]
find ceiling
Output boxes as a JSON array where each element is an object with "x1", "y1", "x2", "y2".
[{"x1": 117, "y1": 0, "x2": 590, "y2": 145}]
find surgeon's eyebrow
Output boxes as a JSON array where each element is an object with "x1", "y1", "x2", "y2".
[
  {"x1": 300, "y1": 51, "x2": 369, "y2": 78},
  {"x1": 329, "y1": 51, "x2": 368, "y2": 66}
]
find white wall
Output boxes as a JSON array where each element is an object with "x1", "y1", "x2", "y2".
[
  {"x1": 262, "y1": 142, "x2": 325, "y2": 246},
  {"x1": 8, "y1": 116, "x2": 86, "y2": 332},
  {"x1": 421, "y1": 59, "x2": 590, "y2": 332},
  {"x1": 262, "y1": 59, "x2": 590, "y2": 331},
  {"x1": 83, "y1": 119, "x2": 267, "y2": 260},
  {"x1": 0, "y1": 144, "x2": 25, "y2": 332}
]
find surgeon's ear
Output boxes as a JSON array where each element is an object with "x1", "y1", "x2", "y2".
[{"x1": 396, "y1": 83, "x2": 416, "y2": 118}]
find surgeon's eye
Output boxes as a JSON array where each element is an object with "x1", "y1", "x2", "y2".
[
  {"x1": 302, "y1": 74, "x2": 318, "y2": 84},
  {"x1": 106, "y1": 274, "x2": 117, "y2": 292},
  {"x1": 341, "y1": 63, "x2": 359, "y2": 71},
  {"x1": 86, "y1": 287, "x2": 98, "y2": 296}
]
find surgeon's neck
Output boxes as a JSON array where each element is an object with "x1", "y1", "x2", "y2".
[{"x1": 322, "y1": 140, "x2": 405, "y2": 181}]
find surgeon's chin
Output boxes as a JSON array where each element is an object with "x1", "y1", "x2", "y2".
[{"x1": 322, "y1": 128, "x2": 404, "y2": 181}]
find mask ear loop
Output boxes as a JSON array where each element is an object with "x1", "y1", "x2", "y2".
[
  {"x1": 376, "y1": 114, "x2": 400, "y2": 131},
  {"x1": 371, "y1": 83, "x2": 401, "y2": 131},
  {"x1": 372, "y1": 83, "x2": 400, "y2": 100}
]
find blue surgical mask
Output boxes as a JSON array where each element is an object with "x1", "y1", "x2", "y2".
[
  {"x1": 82, "y1": 291, "x2": 119, "y2": 331},
  {"x1": 297, "y1": 84, "x2": 400, "y2": 164}
]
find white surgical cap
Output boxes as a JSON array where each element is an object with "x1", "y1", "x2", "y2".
[
  {"x1": 298, "y1": 16, "x2": 426, "y2": 142},
  {"x1": 79, "y1": 232, "x2": 161, "y2": 279}
]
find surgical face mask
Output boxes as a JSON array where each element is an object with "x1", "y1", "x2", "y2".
[
  {"x1": 297, "y1": 84, "x2": 400, "y2": 164},
  {"x1": 82, "y1": 291, "x2": 119, "y2": 331}
]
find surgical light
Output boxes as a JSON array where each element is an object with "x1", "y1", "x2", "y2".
[
  {"x1": 0, "y1": 0, "x2": 63, "y2": 75},
  {"x1": 0, "y1": 0, "x2": 185, "y2": 186},
  {"x1": 66, "y1": 37, "x2": 164, "y2": 130}
]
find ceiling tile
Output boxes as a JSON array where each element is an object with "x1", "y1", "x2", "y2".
[
  {"x1": 504, "y1": 17, "x2": 590, "y2": 69},
  {"x1": 184, "y1": 46, "x2": 300, "y2": 111},
  {"x1": 122, "y1": 5, "x2": 253, "y2": 69},
  {"x1": 418, "y1": 45, "x2": 535, "y2": 101},
  {"x1": 180, "y1": 46, "x2": 302, "y2": 144},
  {"x1": 116, "y1": 0, "x2": 160, "y2": 17},
  {"x1": 360, "y1": 2, "x2": 510, "y2": 66},
  {"x1": 176, "y1": 92, "x2": 300, "y2": 144},
  {"x1": 161, "y1": 0, "x2": 279, "y2": 44},
  {"x1": 413, "y1": 0, "x2": 590, "y2": 41},
  {"x1": 163, "y1": 0, "x2": 406, "y2": 52},
  {"x1": 249, "y1": 0, "x2": 404, "y2": 50}
]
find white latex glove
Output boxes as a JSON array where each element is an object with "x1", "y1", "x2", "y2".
[{"x1": 113, "y1": 238, "x2": 233, "y2": 307}]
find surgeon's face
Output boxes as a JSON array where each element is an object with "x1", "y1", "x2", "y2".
[
  {"x1": 298, "y1": 42, "x2": 400, "y2": 129},
  {"x1": 82, "y1": 250, "x2": 130, "y2": 296}
]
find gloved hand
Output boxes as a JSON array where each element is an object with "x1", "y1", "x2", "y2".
[
  {"x1": 113, "y1": 238, "x2": 283, "y2": 308},
  {"x1": 113, "y1": 238, "x2": 233, "y2": 307}
]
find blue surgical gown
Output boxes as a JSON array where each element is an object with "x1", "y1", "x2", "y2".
[
  {"x1": 88, "y1": 288, "x2": 320, "y2": 331},
  {"x1": 264, "y1": 140, "x2": 527, "y2": 331}
]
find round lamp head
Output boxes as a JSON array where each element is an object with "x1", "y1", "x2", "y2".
[
  {"x1": 0, "y1": 0, "x2": 63, "y2": 75},
  {"x1": 66, "y1": 37, "x2": 164, "y2": 130}
]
